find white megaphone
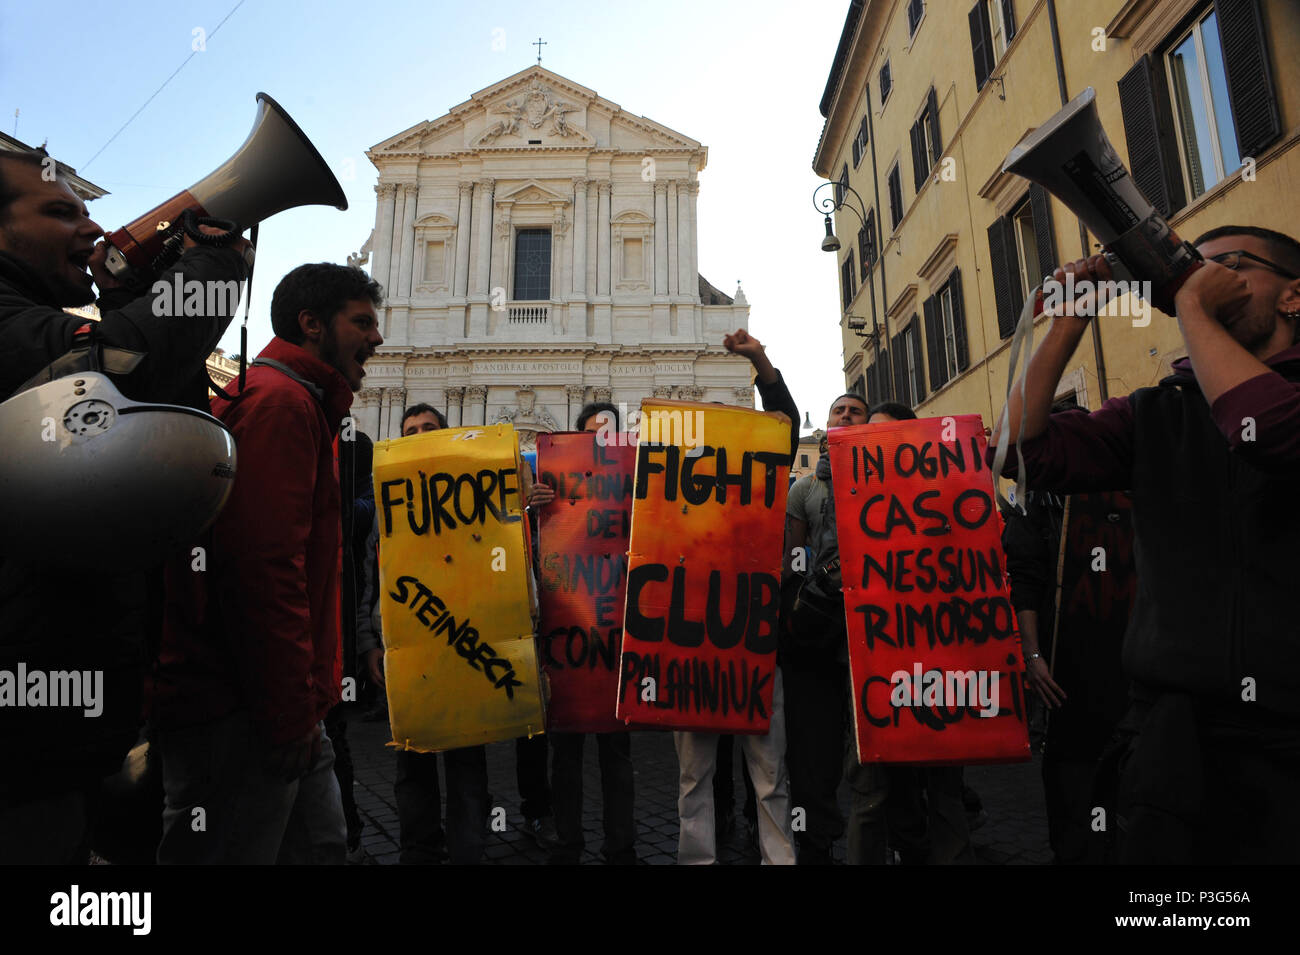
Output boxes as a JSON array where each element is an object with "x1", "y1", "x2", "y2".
[
  {"x1": 102, "y1": 92, "x2": 347, "y2": 283},
  {"x1": 1002, "y1": 87, "x2": 1203, "y2": 314}
]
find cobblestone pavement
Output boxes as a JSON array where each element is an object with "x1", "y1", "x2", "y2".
[{"x1": 346, "y1": 717, "x2": 1052, "y2": 865}]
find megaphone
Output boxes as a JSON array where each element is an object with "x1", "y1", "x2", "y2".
[
  {"x1": 102, "y1": 92, "x2": 347, "y2": 283},
  {"x1": 1002, "y1": 87, "x2": 1202, "y2": 314}
]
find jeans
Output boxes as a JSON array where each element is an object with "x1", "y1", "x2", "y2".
[
  {"x1": 673, "y1": 668, "x2": 794, "y2": 865},
  {"x1": 549, "y1": 731, "x2": 636, "y2": 864},
  {"x1": 515, "y1": 733, "x2": 551, "y2": 821},
  {"x1": 844, "y1": 758, "x2": 974, "y2": 864},
  {"x1": 324, "y1": 707, "x2": 361, "y2": 850},
  {"x1": 781, "y1": 656, "x2": 849, "y2": 863},
  {"x1": 394, "y1": 746, "x2": 488, "y2": 865},
  {"x1": 156, "y1": 711, "x2": 346, "y2": 864}
]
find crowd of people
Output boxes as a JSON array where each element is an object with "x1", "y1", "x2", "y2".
[{"x1": 2, "y1": 148, "x2": 1298, "y2": 865}]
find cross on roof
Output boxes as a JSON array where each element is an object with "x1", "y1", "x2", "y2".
[{"x1": 533, "y1": 36, "x2": 547, "y2": 64}]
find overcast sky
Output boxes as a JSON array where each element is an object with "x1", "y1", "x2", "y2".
[{"x1": 3, "y1": 0, "x2": 849, "y2": 425}]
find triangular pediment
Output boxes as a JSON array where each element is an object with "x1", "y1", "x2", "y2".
[
  {"x1": 368, "y1": 65, "x2": 704, "y2": 160},
  {"x1": 497, "y1": 180, "x2": 568, "y2": 204}
]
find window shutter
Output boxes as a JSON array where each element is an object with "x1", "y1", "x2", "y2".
[
  {"x1": 864, "y1": 208, "x2": 877, "y2": 266},
  {"x1": 909, "y1": 322, "x2": 928, "y2": 402},
  {"x1": 969, "y1": 2, "x2": 993, "y2": 91},
  {"x1": 926, "y1": 87, "x2": 942, "y2": 165},
  {"x1": 1002, "y1": 0, "x2": 1017, "y2": 44},
  {"x1": 892, "y1": 332, "x2": 908, "y2": 406},
  {"x1": 1117, "y1": 55, "x2": 1183, "y2": 218},
  {"x1": 1214, "y1": 0, "x2": 1282, "y2": 159},
  {"x1": 987, "y1": 216, "x2": 1021, "y2": 340},
  {"x1": 866, "y1": 362, "x2": 879, "y2": 407},
  {"x1": 1029, "y1": 184, "x2": 1058, "y2": 283},
  {"x1": 950, "y1": 268, "x2": 970, "y2": 373},
  {"x1": 910, "y1": 118, "x2": 928, "y2": 193},
  {"x1": 908, "y1": 0, "x2": 923, "y2": 34},
  {"x1": 923, "y1": 294, "x2": 945, "y2": 390},
  {"x1": 859, "y1": 225, "x2": 869, "y2": 280},
  {"x1": 889, "y1": 167, "x2": 903, "y2": 229}
]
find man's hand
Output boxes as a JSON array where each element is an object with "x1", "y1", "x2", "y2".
[
  {"x1": 1042, "y1": 254, "x2": 1113, "y2": 321},
  {"x1": 723, "y1": 328, "x2": 777, "y2": 384},
  {"x1": 1173, "y1": 259, "x2": 1252, "y2": 326},
  {"x1": 88, "y1": 224, "x2": 252, "y2": 293},
  {"x1": 266, "y1": 723, "x2": 322, "y2": 783},
  {"x1": 527, "y1": 482, "x2": 555, "y2": 507},
  {"x1": 1025, "y1": 656, "x2": 1066, "y2": 709},
  {"x1": 364, "y1": 647, "x2": 385, "y2": 687}
]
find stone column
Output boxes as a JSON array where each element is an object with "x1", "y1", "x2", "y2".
[
  {"x1": 565, "y1": 384, "x2": 586, "y2": 428},
  {"x1": 491, "y1": 203, "x2": 511, "y2": 300},
  {"x1": 465, "y1": 385, "x2": 487, "y2": 426},
  {"x1": 377, "y1": 388, "x2": 392, "y2": 440},
  {"x1": 554, "y1": 208, "x2": 570, "y2": 305},
  {"x1": 445, "y1": 386, "x2": 465, "y2": 427},
  {"x1": 593, "y1": 386, "x2": 612, "y2": 403},
  {"x1": 597, "y1": 182, "x2": 611, "y2": 296},
  {"x1": 454, "y1": 180, "x2": 473, "y2": 297},
  {"x1": 357, "y1": 388, "x2": 381, "y2": 439},
  {"x1": 653, "y1": 182, "x2": 668, "y2": 295},
  {"x1": 732, "y1": 386, "x2": 755, "y2": 408},
  {"x1": 372, "y1": 184, "x2": 397, "y2": 297},
  {"x1": 585, "y1": 181, "x2": 598, "y2": 296},
  {"x1": 386, "y1": 388, "x2": 406, "y2": 438},
  {"x1": 667, "y1": 180, "x2": 679, "y2": 296},
  {"x1": 681, "y1": 385, "x2": 704, "y2": 402},
  {"x1": 472, "y1": 178, "x2": 494, "y2": 296},
  {"x1": 396, "y1": 184, "x2": 418, "y2": 298},
  {"x1": 572, "y1": 179, "x2": 587, "y2": 296},
  {"x1": 681, "y1": 181, "x2": 698, "y2": 297},
  {"x1": 387, "y1": 187, "x2": 406, "y2": 296}
]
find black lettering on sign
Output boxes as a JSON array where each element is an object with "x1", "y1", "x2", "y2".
[
  {"x1": 380, "y1": 469, "x2": 522, "y2": 537},
  {"x1": 388, "y1": 573, "x2": 522, "y2": 698},
  {"x1": 634, "y1": 443, "x2": 789, "y2": 508},
  {"x1": 541, "y1": 625, "x2": 621, "y2": 672},
  {"x1": 617, "y1": 650, "x2": 771, "y2": 719},
  {"x1": 625, "y1": 563, "x2": 780, "y2": 654}
]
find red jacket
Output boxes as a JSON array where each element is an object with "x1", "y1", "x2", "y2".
[{"x1": 152, "y1": 338, "x2": 353, "y2": 745}]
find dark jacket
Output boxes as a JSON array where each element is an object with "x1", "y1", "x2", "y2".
[
  {"x1": 995, "y1": 348, "x2": 1300, "y2": 717},
  {"x1": 755, "y1": 369, "x2": 800, "y2": 462},
  {"x1": 0, "y1": 246, "x2": 247, "y2": 800},
  {"x1": 152, "y1": 338, "x2": 353, "y2": 745}
]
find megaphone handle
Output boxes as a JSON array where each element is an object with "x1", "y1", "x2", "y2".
[{"x1": 238, "y1": 223, "x2": 258, "y2": 394}]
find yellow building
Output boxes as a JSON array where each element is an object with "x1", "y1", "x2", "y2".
[{"x1": 813, "y1": 0, "x2": 1300, "y2": 424}]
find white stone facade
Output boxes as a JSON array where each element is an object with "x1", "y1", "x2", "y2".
[{"x1": 354, "y1": 66, "x2": 753, "y2": 447}]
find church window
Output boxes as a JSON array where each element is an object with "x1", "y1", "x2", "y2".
[{"x1": 513, "y1": 228, "x2": 552, "y2": 300}]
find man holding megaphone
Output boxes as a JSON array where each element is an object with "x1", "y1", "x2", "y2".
[
  {"x1": 990, "y1": 225, "x2": 1300, "y2": 864},
  {"x1": 0, "y1": 149, "x2": 251, "y2": 863}
]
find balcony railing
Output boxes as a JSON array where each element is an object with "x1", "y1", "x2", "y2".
[{"x1": 508, "y1": 303, "x2": 550, "y2": 323}]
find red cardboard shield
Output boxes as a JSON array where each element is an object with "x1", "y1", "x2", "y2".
[
  {"x1": 829, "y1": 415, "x2": 1030, "y2": 764},
  {"x1": 536, "y1": 433, "x2": 634, "y2": 733}
]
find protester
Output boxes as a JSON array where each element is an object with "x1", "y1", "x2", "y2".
[
  {"x1": 673, "y1": 329, "x2": 798, "y2": 865},
  {"x1": 780, "y1": 392, "x2": 869, "y2": 864},
  {"x1": 855, "y1": 403, "x2": 976, "y2": 865},
  {"x1": 991, "y1": 226, "x2": 1300, "y2": 863},
  {"x1": 536, "y1": 401, "x2": 637, "y2": 864},
  {"x1": 383, "y1": 402, "x2": 494, "y2": 865},
  {"x1": 0, "y1": 150, "x2": 249, "y2": 864},
  {"x1": 150, "y1": 262, "x2": 381, "y2": 864}
]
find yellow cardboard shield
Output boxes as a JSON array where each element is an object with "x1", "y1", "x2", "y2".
[{"x1": 373, "y1": 423, "x2": 544, "y2": 752}]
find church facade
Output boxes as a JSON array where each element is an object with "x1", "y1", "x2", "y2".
[{"x1": 352, "y1": 66, "x2": 753, "y2": 446}]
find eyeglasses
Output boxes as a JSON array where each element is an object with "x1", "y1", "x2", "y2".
[{"x1": 1208, "y1": 250, "x2": 1299, "y2": 281}]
